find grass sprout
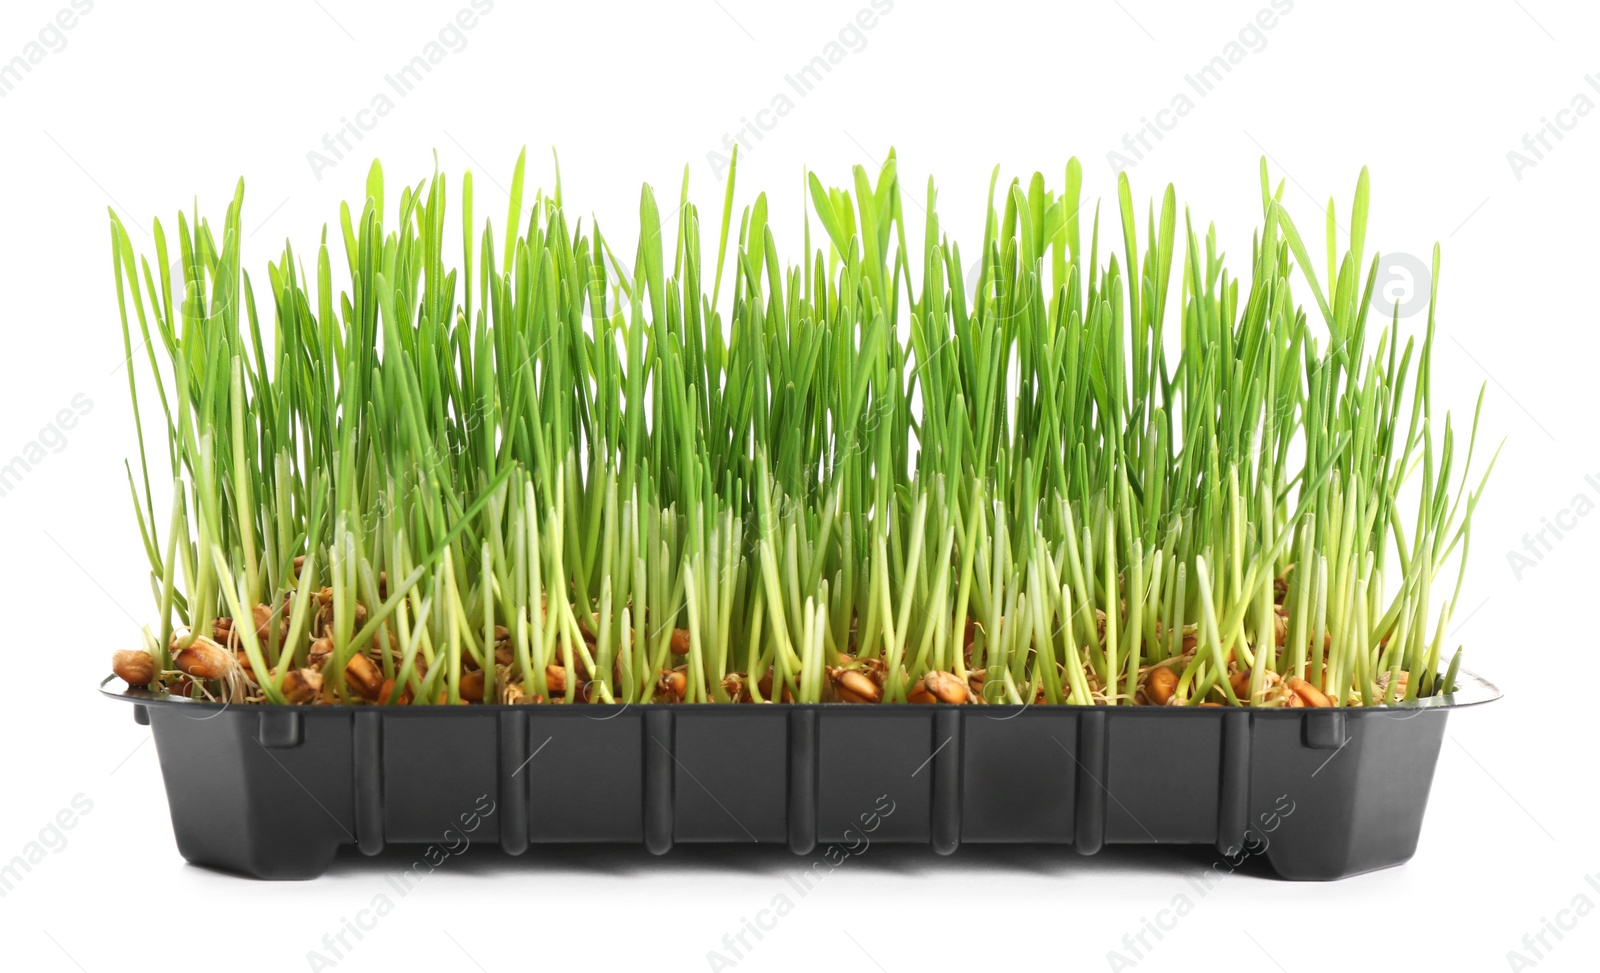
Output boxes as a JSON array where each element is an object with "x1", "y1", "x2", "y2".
[{"x1": 105, "y1": 150, "x2": 1498, "y2": 708}]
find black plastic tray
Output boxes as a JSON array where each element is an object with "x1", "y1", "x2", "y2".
[{"x1": 102, "y1": 671, "x2": 1499, "y2": 880}]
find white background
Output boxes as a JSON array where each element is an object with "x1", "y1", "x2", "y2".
[{"x1": 0, "y1": 1, "x2": 1594, "y2": 970}]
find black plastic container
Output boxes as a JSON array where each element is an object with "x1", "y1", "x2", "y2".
[{"x1": 103, "y1": 671, "x2": 1499, "y2": 880}]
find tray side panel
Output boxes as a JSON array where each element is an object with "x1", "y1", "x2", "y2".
[
  {"x1": 1105, "y1": 712, "x2": 1221, "y2": 843},
  {"x1": 525, "y1": 711, "x2": 644, "y2": 842},
  {"x1": 1248, "y1": 710, "x2": 1447, "y2": 880},
  {"x1": 673, "y1": 712, "x2": 788, "y2": 843},
  {"x1": 818, "y1": 713, "x2": 932, "y2": 843},
  {"x1": 150, "y1": 707, "x2": 352, "y2": 879},
  {"x1": 1343, "y1": 712, "x2": 1445, "y2": 875},
  {"x1": 960, "y1": 711, "x2": 1076, "y2": 843},
  {"x1": 382, "y1": 714, "x2": 500, "y2": 843}
]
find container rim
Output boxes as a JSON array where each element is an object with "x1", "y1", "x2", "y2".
[{"x1": 99, "y1": 668, "x2": 1501, "y2": 715}]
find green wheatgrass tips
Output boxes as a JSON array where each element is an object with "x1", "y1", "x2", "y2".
[{"x1": 105, "y1": 149, "x2": 1498, "y2": 709}]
